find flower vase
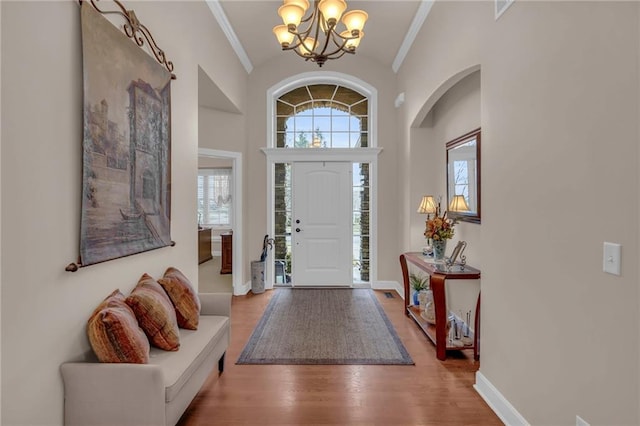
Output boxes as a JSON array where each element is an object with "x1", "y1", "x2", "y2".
[{"x1": 432, "y1": 240, "x2": 447, "y2": 261}]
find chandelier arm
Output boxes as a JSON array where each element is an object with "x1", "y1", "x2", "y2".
[
  {"x1": 321, "y1": 32, "x2": 353, "y2": 57},
  {"x1": 282, "y1": 21, "x2": 314, "y2": 52},
  {"x1": 315, "y1": 15, "x2": 335, "y2": 57},
  {"x1": 329, "y1": 30, "x2": 350, "y2": 50}
]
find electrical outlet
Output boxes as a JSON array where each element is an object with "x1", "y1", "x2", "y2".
[
  {"x1": 603, "y1": 242, "x2": 621, "y2": 275},
  {"x1": 576, "y1": 415, "x2": 590, "y2": 426}
]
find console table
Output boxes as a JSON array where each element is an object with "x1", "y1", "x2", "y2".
[{"x1": 400, "y1": 252, "x2": 481, "y2": 361}]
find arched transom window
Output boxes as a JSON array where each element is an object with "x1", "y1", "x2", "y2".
[{"x1": 276, "y1": 84, "x2": 368, "y2": 148}]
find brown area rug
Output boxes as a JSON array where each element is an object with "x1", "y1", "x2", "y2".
[{"x1": 237, "y1": 288, "x2": 414, "y2": 365}]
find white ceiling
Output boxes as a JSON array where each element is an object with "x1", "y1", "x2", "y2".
[{"x1": 210, "y1": 0, "x2": 432, "y2": 73}]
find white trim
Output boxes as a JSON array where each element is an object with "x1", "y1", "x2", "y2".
[
  {"x1": 264, "y1": 74, "x2": 380, "y2": 290},
  {"x1": 474, "y1": 371, "x2": 530, "y2": 426},
  {"x1": 371, "y1": 280, "x2": 404, "y2": 295},
  {"x1": 205, "y1": 1, "x2": 253, "y2": 74},
  {"x1": 261, "y1": 148, "x2": 382, "y2": 163},
  {"x1": 266, "y1": 71, "x2": 378, "y2": 149},
  {"x1": 495, "y1": 0, "x2": 515, "y2": 20},
  {"x1": 262, "y1": 149, "x2": 382, "y2": 290},
  {"x1": 392, "y1": 0, "x2": 435, "y2": 74},
  {"x1": 198, "y1": 148, "x2": 244, "y2": 296},
  {"x1": 410, "y1": 65, "x2": 481, "y2": 128}
]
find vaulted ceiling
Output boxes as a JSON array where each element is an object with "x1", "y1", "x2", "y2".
[{"x1": 207, "y1": 0, "x2": 433, "y2": 73}]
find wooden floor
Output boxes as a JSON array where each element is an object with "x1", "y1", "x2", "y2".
[{"x1": 177, "y1": 289, "x2": 501, "y2": 426}]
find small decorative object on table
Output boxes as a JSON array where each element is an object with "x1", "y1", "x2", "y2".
[
  {"x1": 445, "y1": 240, "x2": 468, "y2": 271},
  {"x1": 420, "y1": 288, "x2": 436, "y2": 324},
  {"x1": 409, "y1": 272, "x2": 429, "y2": 306},
  {"x1": 432, "y1": 240, "x2": 447, "y2": 260},
  {"x1": 424, "y1": 209, "x2": 458, "y2": 261}
]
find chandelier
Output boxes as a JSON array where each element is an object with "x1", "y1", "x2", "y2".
[{"x1": 272, "y1": 0, "x2": 368, "y2": 67}]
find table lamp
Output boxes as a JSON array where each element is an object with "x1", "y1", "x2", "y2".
[{"x1": 417, "y1": 195, "x2": 438, "y2": 255}]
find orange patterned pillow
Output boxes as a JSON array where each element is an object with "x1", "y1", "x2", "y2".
[
  {"x1": 158, "y1": 267, "x2": 201, "y2": 330},
  {"x1": 125, "y1": 274, "x2": 180, "y2": 351},
  {"x1": 87, "y1": 289, "x2": 150, "y2": 363}
]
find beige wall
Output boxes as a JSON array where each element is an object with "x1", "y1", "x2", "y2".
[
  {"x1": 0, "y1": 1, "x2": 246, "y2": 424},
  {"x1": 398, "y1": 1, "x2": 639, "y2": 424},
  {"x1": 198, "y1": 157, "x2": 233, "y2": 169},
  {"x1": 245, "y1": 53, "x2": 400, "y2": 282},
  {"x1": 198, "y1": 106, "x2": 246, "y2": 153}
]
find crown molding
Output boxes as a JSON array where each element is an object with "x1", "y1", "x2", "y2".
[
  {"x1": 206, "y1": 0, "x2": 253, "y2": 74},
  {"x1": 392, "y1": 0, "x2": 434, "y2": 74}
]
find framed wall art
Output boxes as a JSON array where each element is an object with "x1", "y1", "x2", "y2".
[{"x1": 70, "y1": 0, "x2": 176, "y2": 269}]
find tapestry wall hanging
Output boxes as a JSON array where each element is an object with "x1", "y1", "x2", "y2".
[{"x1": 77, "y1": 1, "x2": 174, "y2": 267}]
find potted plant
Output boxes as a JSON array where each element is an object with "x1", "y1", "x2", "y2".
[{"x1": 409, "y1": 272, "x2": 429, "y2": 306}]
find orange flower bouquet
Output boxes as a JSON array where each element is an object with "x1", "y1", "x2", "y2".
[{"x1": 424, "y1": 212, "x2": 456, "y2": 241}]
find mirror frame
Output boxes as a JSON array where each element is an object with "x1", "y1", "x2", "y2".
[{"x1": 446, "y1": 128, "x2": 481, "y2": 224}]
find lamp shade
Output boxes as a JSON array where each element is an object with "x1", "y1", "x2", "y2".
[
  {"x1": 297, "y1": 36, "x2": 316, "y2": 55},
  {"x1": 417, "y1": 195, "x2": 437, "y2": 214},
  {"x1": 273, "y1": 25, "x2": 295, "y2": 46},
  {"x1": 283, "y1": 0, "x2": 310, "y2": 14},
  {"x1": 341, "y1": 30, "x2": 363, "y2": 50},
  {"x1": 448, "y1": 195, "x2": 470, "y2": 212},
  {"x1": 342, "y1": 10, "x2": 368, "y2": 34},
  {"x1": 318, "y1": 0, "x2": 347, "y2": 25},
  {"x1": 278, "y1": 3, "x2": 305, "y2": 28}
]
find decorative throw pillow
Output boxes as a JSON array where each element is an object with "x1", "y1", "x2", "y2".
[
  {"x1": 158, "y1": 267, "x2": 201, "y2": 330},
  {"x1": 87, "y1": 289, "x2": 150, "y2": 363},
  {"x1": 125, "y1": 274, "x2": 180, "y2": 351}
]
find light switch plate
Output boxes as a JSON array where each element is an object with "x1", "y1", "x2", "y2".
[{"x1": 603, "y1": 242, "x2": 621, "y2": 275}]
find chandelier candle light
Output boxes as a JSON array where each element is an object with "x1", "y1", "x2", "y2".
[{"x1": 273, "y1": 0, "x2": 368, "y2": 67}]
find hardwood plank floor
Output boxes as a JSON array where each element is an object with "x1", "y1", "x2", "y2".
[{"x1": 177, "y1": 290, "x2": 501, "y2": 426}]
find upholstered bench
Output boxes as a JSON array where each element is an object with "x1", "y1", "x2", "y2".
[{"x1": 61, "y1": 292, "x2": 231, "y2": 426}]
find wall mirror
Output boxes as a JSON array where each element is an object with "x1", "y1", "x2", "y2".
[{"x1": 446, "y1": 128, "x2": 481, "y2": 224}]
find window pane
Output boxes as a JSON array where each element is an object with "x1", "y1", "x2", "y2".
[
  {"x1": 277, "y1": 100, "x2": 294, "y2": 116},
  {"x1": 333, "y1": 114, "x2": 351, "y2": 132},
  {"x1": 294, "y1": 116, "x2": 313, "y2": 133},
  {"x1": 198, "y1": 168, "x2": 232, "y2": 227},
  {"x1": 275, "y1": 84, "x2": 369, "y2": 150},
  {"x1": 292, "y1": 131, "x2": 310, "y2": 148},
  {"x1": 313, "y1": 116, "x2": 331, "y2": 134},
  {"x1": 332, "y1": 133, "x2": 350, "y2": 148},
  {"x1": 358, "y1": 132, "x2": 368, "y2": 148},
  {"x1": 276, "y1": 116, "x2": 288, "y2": 132}
]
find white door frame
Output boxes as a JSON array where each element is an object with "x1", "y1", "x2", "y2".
[
  {"x1": 198, "y1": 148, "x2": 244, "y2": 295},
  {"x1": 262, "y1": 148, "x2": 382, "y2": 289},
  {"x1": 264, "y1": 71, "x2": 380, "y2": 289}
]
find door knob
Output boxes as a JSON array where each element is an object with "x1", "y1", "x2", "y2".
[
  {"x1": 295, "y1": 228, "x2": 301, "y2": 232},
  {"x1": 296, "y1": 219, "x2": 300, "y2": 224}
]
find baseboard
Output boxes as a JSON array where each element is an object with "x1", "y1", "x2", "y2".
[
  {"x1": 474, "y1": 371, "x2": 529, "y2": 426},
  {"x1": 234, "y1": 281, "x2": 251, "y2": 296},
  {"x1": 371, "y1": 280, "x2": 405, "y2": 298}
]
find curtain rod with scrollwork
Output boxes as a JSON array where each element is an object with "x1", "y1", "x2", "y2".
[{"x1": 79, "y1": 0, "x2": 176, "y2": 79}]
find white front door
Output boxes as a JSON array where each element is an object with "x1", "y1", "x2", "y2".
[{"x1": 292, "y1": 162, "x2": 352, "y2": 286}]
